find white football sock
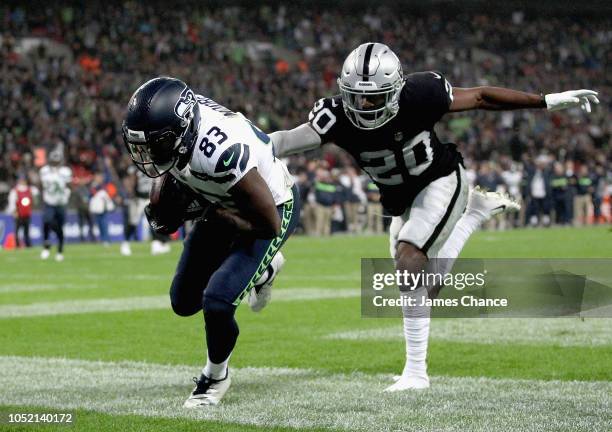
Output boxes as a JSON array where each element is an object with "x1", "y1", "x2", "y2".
[
  {"x1": 402, "y1": 316, "x2": 430, "y2": 377},
  {"x1": 401, "y1": 286, "x2": 431, "y2": 378},
  {"x1": 203, "y1": 354, "x2": 230, "y2": 380},
  {"x1": 398, "y1": 210, "x2": 487, "y2": 380},
  {"x1": 438, "y1": 211, "x2": 484, "y2": 260}
]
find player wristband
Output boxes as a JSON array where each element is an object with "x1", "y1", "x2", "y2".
[{"x1": 539, "y1": 93, "x2": 547, "y2": 108}]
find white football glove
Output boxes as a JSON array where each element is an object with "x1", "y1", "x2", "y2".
[{"x1": 544, "y1": 89, "x2": 600, "y2": 113}]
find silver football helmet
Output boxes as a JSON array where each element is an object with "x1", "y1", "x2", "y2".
[{"x1": 338, "y1": 42, "x2": 404, "y2": 129}]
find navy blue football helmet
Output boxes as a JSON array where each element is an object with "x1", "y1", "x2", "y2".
[{"x1": 123, "y1": 77, "x2": 201, "y2": 177}]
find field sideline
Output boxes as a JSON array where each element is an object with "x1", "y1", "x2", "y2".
[{"x1": 1, "y1": 226, "x2": 611, "y2": 431}]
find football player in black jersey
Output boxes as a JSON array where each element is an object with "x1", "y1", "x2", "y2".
[{"x1": 270, "y1": 42, "x2": 599, "y2": 391}]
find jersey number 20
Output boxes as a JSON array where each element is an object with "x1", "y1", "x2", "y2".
[{"x1": 360, "y1": 131, "x2": 434, "y2": 185}]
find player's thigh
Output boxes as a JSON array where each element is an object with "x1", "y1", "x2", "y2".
[
  {"x1": 42, "y1": 205, "x2": 55, "y2": 225},
  {"x1": 204, "y1": 188, "x2": 300, "y2": 308},
  {"x1": 396, "y1": 166, "x2": 468, "y2": 258},
  {"x1": 169, "y1": 218, "x2": 237, "y2": 316},
  {"x1": 55, "y1": 207, "x2": 66, "y2": 228}
]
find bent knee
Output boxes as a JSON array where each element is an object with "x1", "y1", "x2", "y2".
[
  {"x1": 170, "y1": 298, "x2": 200, "y2": 317},
  {"x1": 202, "y1": 293, "x2": 236, "y2": 317},
  {"x1": 169, "y1": 278, "x2": 201, "y2": 317}
]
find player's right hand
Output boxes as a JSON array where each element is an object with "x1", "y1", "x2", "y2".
[{"x1": 544, "y1": 89, "x2": 599, "y2": 113}]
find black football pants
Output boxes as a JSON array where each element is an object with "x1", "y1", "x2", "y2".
[{"x1": 169, "y1": 185, "x2": 300, "y2": 363}]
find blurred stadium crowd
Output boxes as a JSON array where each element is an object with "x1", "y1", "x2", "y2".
[{"x1": 1, "y1": 2, "x2": 610, "y2": 241}]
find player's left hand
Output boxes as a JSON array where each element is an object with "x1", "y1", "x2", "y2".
[
  {"x1": 144, "y1": 203, "x2": 182, "y2": 235},
  {"x1": 545, "y1": 89, "x2": 599, "y2": 113}
]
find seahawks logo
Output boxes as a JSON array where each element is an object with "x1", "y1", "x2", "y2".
[{"x1": 174, "y1": 87, "x2": 196, "y2": 120}]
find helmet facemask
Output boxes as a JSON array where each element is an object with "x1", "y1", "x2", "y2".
[{"x1": 338, "y1": 79, "x2": 403, "y2": 129}]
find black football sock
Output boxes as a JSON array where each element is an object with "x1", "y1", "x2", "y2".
[
  {"x1": 203, "y1": 302, "x2": 239, "y2": 371},
  {"x1": 56, "y1": 227, "x2": 64, "y2": 253},
  {"x1": 43, "y1": 223, "x2": 51, "y2": 249}
]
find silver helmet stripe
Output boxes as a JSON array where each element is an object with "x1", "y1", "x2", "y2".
[{"x1": 361, "y1": 43, "x2": 375, "y2": 81}]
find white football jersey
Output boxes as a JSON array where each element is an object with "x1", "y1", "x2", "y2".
[
  {"x1": 40, "y1": 165, "x2": 72, "y2": 206},
  {"x1": 169, "y1": 97, "x2": 294, "y2": 209}
]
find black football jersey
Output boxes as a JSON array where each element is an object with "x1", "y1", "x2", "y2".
[{"x1": 308, "y1": 71, "x2": 462, "y2": 215}]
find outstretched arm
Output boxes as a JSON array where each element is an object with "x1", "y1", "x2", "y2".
[
  {"x1": 450, "y1": 87, "x2": 599, "y2": 113},
  {"x1": 269, "y1": 123, "x2": 322, "y2": 158}
]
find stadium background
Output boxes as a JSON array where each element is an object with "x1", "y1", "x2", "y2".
[{"x1": 0, "y1": 1, "x2": 611, "y2": 431}]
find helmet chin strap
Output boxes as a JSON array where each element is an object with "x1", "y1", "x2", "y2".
[
  {"x1": 357, "y1": 115, "x2": 378, "y2": 127},
  {"x1": 352, "y1": 104, "x2": 399, "y2": 130}
]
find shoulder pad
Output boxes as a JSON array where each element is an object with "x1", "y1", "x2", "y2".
[
  {"x1": 308, "y1": 96, "x2": 341, "y2": 137},
  {"x1": 189, "y1": 140, "x2": 251, "y2": 186}
]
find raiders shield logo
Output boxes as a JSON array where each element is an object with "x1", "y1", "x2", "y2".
[{"x1": 394, "y1": 131, "x2": 403, "y2": 141}]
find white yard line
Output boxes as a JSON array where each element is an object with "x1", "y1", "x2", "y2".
[
  {"x1": 0, "y1": 274, "x2": 358, "y2": 289},
  {"x1": 325, "y1": 317, "x2": 612, "y2": 347},
  {"x1": 0, "y1": 355, "x2": 609, "y2": 431},
  {"x1": 0, "y1": 289, "x2": 360, "y2": 318},
  {"x1": 0, "y1": 274, "x2": 173, "y2": 285},
  {"x1": 0, "y1": 273, "x2": 361, "y2": 286},
  {"x1": 0, "y1": 296, "x2": 169, "y2": 318},
  {"x1": 0, "y1": 283, "x2": 108, "y2": 294}
]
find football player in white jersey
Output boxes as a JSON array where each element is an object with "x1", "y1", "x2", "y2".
[
  {"x1": 270, "y1": 42, "x2": 599, "y2": 391},
  {"x1": 123, "y1": 77, "x2": 299, "y2": 407},
  {"x1": 39, "y1": 150, "x2": 72, "y2": 261}
]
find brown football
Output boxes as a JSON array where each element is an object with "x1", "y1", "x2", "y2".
[{"x1": 149, "y1": 173, "x2": 209, "y2": 224}]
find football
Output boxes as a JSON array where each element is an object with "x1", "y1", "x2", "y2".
[{"x1": 148, "y1": 173, "x2": 209, "y2": 233}]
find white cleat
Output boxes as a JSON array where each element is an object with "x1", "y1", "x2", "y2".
[
  {"x1": 151, "y1": 240, "x2": 171, "y2": 255},
  {"x1": 55, "y1": 253, "x2": 64, "y2": 262},
  {"x1": 249, "y1": 252, "x2": 286, "y2": 312},
  {"x1": 120, "y1": 241, "x2": 132, "y2": 256},
  {"x1": 384, "y1": 373, "x2": 430, "y2": 392},
  {"x1": 150, "y1": 240, "x2": 161, "y2": 255},
  {"x1": 40, "y1": 249, "x2": 50, "y2": 260},
  {"x1": 468, "y1": 186, "x2": 520, "y2": 218},
  {"x1": 183, "y1": 371, "x2": 231, "y2": 408}
]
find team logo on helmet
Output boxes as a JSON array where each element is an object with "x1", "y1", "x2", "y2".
[{"x1": 174, "y1": 87, "x2": 196, "y2": 120}]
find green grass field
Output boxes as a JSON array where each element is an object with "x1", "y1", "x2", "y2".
[{"x1": 1, "y1": 226, "x2": 611, "y2": 431}]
